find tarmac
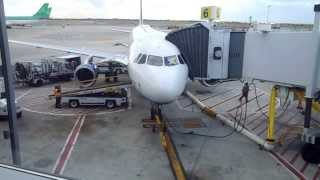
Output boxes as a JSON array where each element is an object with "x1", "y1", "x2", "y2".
[{"x1": 0, "y1": 19, "x2": 302, "y2": 180}]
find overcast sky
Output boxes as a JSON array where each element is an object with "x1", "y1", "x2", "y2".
[{"x1": 3, "y1": 0, "x2": 320, "y2": 23}]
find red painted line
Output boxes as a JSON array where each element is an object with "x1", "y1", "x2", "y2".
[
  {"x1": 274, "y1": 114, "x2": 297, "y2": 135},
  {"x1": 246, "y1": 111, "x2": 260, "y2": 119},
  {"x1": 251, "y1": 119, "x2": 266, "y2": 131},
  {"x1": 209, "y1": 93, "x2": 242, "y2": 109},
  {"x1": 300, "y1": 162, "x2": 309, "y2": 173},
  {"x1": 289, "y1": 151, "x2": 300, "y2": 164},
  {"x1": 246, "y1": 114, "x2": 264, "y2": 126},
  {"x1": 257, "y1": 114, "x2": 297, "y2": 138},
  {"x1": 258, "y1": 115, "x2": 299, "y2": 145},
  {"x1": 183, "y1": 89, "x2": 234, "y2": 108},
  {"x1": 226, "y1": 93, "x2": 265, "y2": 112},
  {"x1": 254, "y1": 108, "x2": 297, "y2": 137},
  {"x1": 257, "y1": 126, "x2": 267, "y2": 136},
  {"x1": 313, "y1": 167, "x2": 320, "y2": 180},
  {"x1": 269, "y1": 151, "x2": 307, "y2": 180},
  {"x1": 228, "y1": 111, "x2": 258, "y2": 121},
  {"x1": 245, "y1": 104, "x2": 269, "y2": 127},
  {"x1": 227, "y1": 112, "x2": 235, "y2": 120},
  {"x1": 240, "y1": 104, "x2": 268, "y2": 123},
  {"x1": 201, "y1": 89, "x2": 234, "y2": 102},
  {"x1": 257, "y1": 116, "x2": 293, "y2": 137},
  {"x1": 255, "y1": 104, "x2": 269, "y2": 112},
  {"x1": 280, "y1": 138, "x2": 297, "y2": 156},
  {"x1": 53, "y1": 115, "x2": 86, "y2": 175}
]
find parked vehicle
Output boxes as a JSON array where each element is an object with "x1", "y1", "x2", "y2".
[
  {"x1": 0, "y1": 98, "x2": 22, "y2": 118},
  {"x1": 0, "y1": 78, "x2": 22, "y2": 119},
  {"x1": 61, "y1": 88, "x2": 128, "y2": 108},
  {"x1": 15, "y1": 54, "x2": 81, "y2": 87}
]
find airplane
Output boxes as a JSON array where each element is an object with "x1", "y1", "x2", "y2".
[
  {"x1": 6, "y1": 3, "x2": 52, "y2": 26},
  {"x1": 9, "y1": 0, "x2": 189, "y2": 115}
]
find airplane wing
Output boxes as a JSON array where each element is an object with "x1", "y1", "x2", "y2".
[
  {"x1": 108, "y1": 26, "x2": 132, "y2": 33},
  {"x1": 108, "y1": 26, "x2": 172, "y2": 33},
  {"x1": 9, "y1": 40, "x2": 129, "y2": 65}
]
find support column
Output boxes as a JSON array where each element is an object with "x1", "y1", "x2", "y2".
[
  {"x1": 304, "y1": 98, "x2": 313, "y2": 132},
  {"x1": 0, "y1": 0, "x2": 21, "y2": 165}
]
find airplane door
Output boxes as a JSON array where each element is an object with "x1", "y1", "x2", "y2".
[{"x1": 207, "y1": 30, "x2": 230, "y2": 79}]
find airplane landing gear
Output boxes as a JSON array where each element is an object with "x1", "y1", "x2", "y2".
[
  {"x1": 145, "y1": 103, "x2": 187, "y2": 180},
  {"x1": 150, "y1": 103, "x2": 163, "y2": 132}
]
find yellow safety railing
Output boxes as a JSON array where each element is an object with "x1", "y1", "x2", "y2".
[{"x1": 294, "y1": 90, "x2": 320, "y2": 112}]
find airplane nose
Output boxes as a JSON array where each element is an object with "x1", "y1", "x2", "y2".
[{"x1": 152, "y1": 67, "x2": 188, "y2": 103}]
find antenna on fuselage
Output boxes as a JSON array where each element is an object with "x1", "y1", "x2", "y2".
[{"x1": 139, "y1": 0, "x2": 143, "y2": 25}]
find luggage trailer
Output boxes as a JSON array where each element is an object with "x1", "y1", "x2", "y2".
[{"x1": 50, "y1": 82, "x2": 132, "y2": 109}]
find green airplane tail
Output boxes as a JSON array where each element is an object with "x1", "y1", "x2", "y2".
[{"x1": 33, "y1": 3, "x2": 51, "y2": 19}]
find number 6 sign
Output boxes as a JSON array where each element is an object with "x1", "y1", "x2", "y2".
[{"x1": 201, "y1": 6, "x2": 221, "y2": 20}]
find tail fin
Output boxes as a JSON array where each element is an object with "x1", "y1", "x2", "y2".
[
  {"x1": 139, "y1": 0, "x2": 143, "y2": 25},
  {"x1": 33, "y1": 3, "x2": 51, "y2": 19}
]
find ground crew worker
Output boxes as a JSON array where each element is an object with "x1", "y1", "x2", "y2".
[
  {"x1": 54, "y1": 85, "x2": 62, "y2": 108},
  {"x1": 239, "y1": 82, "x2": 249, "y2": 103}
]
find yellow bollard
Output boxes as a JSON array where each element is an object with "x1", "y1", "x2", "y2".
[{"x1": 267, "y1": 86, "x2": 277, "y2": 143}]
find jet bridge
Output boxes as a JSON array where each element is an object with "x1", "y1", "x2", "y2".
[
  {"x1": 166, "y1": 17, "x2": 320, "y2": 95},
  {"x1": 169, "y1": 4, "x2": 320, "y2": 164},
  {"x1": 166, "y1": 23, "x2": 209, "y2": 80},
  {"x1": 241, "y1": 6, "x2": 320, "y2": 161},
  {"x1": 166, "y1": 23, "x2": 244, "y2": 82},
  {"x1": 167, "y1": 20, "x2": 320, "y2": 94}
]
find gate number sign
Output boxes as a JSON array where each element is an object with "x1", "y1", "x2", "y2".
[{"x1": 201, "y1": 6, "x2": 221, "y2": 20}]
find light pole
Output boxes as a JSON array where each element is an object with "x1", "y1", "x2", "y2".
[{"x1": 266, "y1": 5, "x2": 272, "y2": 23}]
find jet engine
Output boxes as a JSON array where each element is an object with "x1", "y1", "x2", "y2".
[{"x1": 75, "y1": 63, "x2": 97, "y2": 87}]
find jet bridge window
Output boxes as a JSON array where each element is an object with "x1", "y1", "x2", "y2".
[
  {"x1": 147, "y1": 55, "x2": 163, "y2": 66},
  {"x1": 137, "y1": 54, "x2": 147, "y2": 64},
  {"x1": 164, "y1": 55, "x2": 179, "y2": 66}
]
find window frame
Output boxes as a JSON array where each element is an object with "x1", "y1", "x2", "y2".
[
  {"x1": 178, "y1": 55, "x2": 186, "y2": 64},
  {"x1": 134, "y1": 53, "x2": 142, "y2": 63},
  {"x1": 147, "y1": 55, "x2": 164, "y2": 66},
  {"x1": 164, "y1": 55, "x2": 180, "y2": 66},
  {"x1": 137, "y1": 54, "x2": 147, "y2": 64}
]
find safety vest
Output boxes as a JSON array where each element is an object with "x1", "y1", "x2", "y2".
[{"x1": 54, "y1": 89, "x2": 61, "y2": 97}]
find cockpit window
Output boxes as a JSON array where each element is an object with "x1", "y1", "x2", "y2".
[
  {"x1": 147, "y1": 55, "x2": 163, "y2": 66},
  {"x1": 134, "y1": 54, "x2": 142, "y2": 63},
  {"x1": 137, "y1": 54, "x2": 147, "y2": 64},
  {"x1": 164, "y1": 55, "x2": 179, "y2": 66},
  {"x1": 178, "y1": 55, "x2": 185, "y2": 64}
]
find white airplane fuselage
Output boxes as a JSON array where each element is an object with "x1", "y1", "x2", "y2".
[
  {"x1": 127, "y1": 25, "x2": 188, "y2": 104},
  {"x1": 6, "y1": 20, "x2": 39, "y2": 25}
]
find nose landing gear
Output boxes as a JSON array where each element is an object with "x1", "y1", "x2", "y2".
[{"x1": 150, "y1": 104, "x2": 163, "y2": 133}]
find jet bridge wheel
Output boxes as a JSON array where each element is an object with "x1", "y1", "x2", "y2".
[
  {"x1": 69, "y1": 100, "x2": 79, "y2": 108},
  {"x1": 301, "y1": 140, "x2": 320, "y2": 164},
  {"x1": 199, "y1": 79, "x2": 220, "y2": 87}
]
